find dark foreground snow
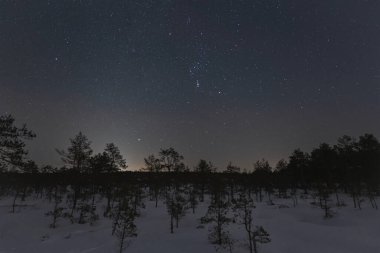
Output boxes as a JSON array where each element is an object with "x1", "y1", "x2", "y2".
[{"x1": 0, "y1": 194, "x2": 379, "y2": 253}]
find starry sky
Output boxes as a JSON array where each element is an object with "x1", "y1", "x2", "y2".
[{"x1": 1, "y1": 0, "x2": 380, "y2": 170}]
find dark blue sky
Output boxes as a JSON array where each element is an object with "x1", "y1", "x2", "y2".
[{"x1": 1, "y1": 0, "x2": 380, "y2": 170}]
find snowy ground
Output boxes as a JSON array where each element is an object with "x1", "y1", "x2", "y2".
[{"x1": 0, "y1": 194, "x2": 379, "y2": 253}]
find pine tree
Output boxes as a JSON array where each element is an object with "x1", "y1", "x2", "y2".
[
  {"x1": 201, "y1": 192, "x2": 233, "y2": 251},
  {"x1": 112, "y1": 197, "x2": 138, "y2": 253},
  {"x1": 195, "y1": 159, "x2": 214, "y2": 173},
  {"x1": 89, "y1": 153, "x2": 112, "y2": 174},
  {"x1": 286, "y1": 149, "x2": 310, "y2": 193},
  {"x1": 45, "y1": 186, "x2": 65, "y2": 228},
  {"x1": 232, "y1": 192, "x2": 256, "y2": 253},
  {"x1": 104, "y1": 143, "x2": 127, "y2": 172},
  {"x1": 166, "y1": 186, "x2": 188, "y2": 233},
  {"x1": 232, "y1": 192, "x2": 270, "y2": 253},
  {"x1": 21, "y1": 160, "x2": 39, "y2": 173},
  {"x1": 56, "y1": 132, "x2": 93, "y2": 173},
  {"x1": 0, "y1": 114, "x2": 35, "y2": 171}
]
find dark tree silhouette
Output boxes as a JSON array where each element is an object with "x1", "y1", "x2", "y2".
[
  {"x1": 286, "y1": 149, "x2": 310, "y2": 192},
  {"x1": 143, "y1": 154, "x2": 162, "y2": 172},
  {"x1": 275, "y1": 159, "x2": 288, "y2": 172},
  {"x1": 89, "y1": 143, "x2": 126, "y2": 174},
  {"x1": 357, "y1": 134, "x2": 380, "y2": 185},
  {"x1": 195, "y1": 159, "x2": 215, "y2": 173},
  {"x1": 232, "y1": 192, "x2": 270, "y2": 253},
  {"x1": 225, "y1": 161, "x2": 240, "y2": 173},
  {"x1": 165, "y1": 186, "x2": 188, "y2": 233},
  {"x1": 40, "y1": 165, "x2": 58, "y2": 173},
  {"x1": 356, "y1": 134, "x2": 380, "y2": 209},
  {"x1": 334, "y1": 135, "x2": 361, "y2": 207},
  {"x1": 253, "y1": 159, "x2": 273, "y2": 203},
  {"x1": 56, "y1": 132, "x2": 93, "y2": 173},
  {"x1": 21, "y1": 160, "x2": 39, "y2": 174},
  {"x1": 274, "y1": 159, "x2": 289, "y2": 198},
  {"x1": 113, "y1": 197, "x2": 138, "y2": 253},
  {"x1": 310, "y1": 143, "x2": 337, "y2": 185},
  {"x1": 0, "y1": 114, "x2": 35, "y2": 171},
  {"x1": 89, "y1": 153, "x2": 113, "y2": 174},
  {"x1": 159, "y1": 147, "x2": 184, "y2": 172},
  {"x1": 104, "y1": 143, "x2": 127, "y2": 172},
  {"x1": 309, "y1": 143, "x2": 337, "y2": 217},
  {"x1": 232, "y1": 192, "x2": 256, "y2": 253},
  {"x1": 45, "y1": 186, "x2": 65, "y2": 228},
  {"x1": 201, "y1": 188, "x2": 233, "y2": 252}
]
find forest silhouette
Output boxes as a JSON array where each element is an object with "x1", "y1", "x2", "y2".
[{"x1": 1, "y1": 114, "x2": 379, "y2": 253}]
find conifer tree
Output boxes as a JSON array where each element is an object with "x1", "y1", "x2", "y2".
[
  {"x1": 232, "y1": 192, "x2": 270, "y2": 253},
  {"x1": 56, "y1": 132, "x2": 93, "y2": 173},
  {"x1": 104, "y1": 143, "x2": 127, "y2": 172},
  {"x1": 201, "y1": 191, "x2": 233, "y2": 251},
  {"x1": 195, "y1": 159, "x2": 214, "y2": 173},
  {"x1": 0, "y1": 114, "x2": 35, "y2": 171}
]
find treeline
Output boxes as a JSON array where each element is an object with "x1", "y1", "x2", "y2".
[
  {"x1": 1, "y1": 114, "x2": 379, "y2": 189},
  {"x1": 1, "y1": 114, "x2": 379, "y2": 253},
  {"x1": 1, "y1": 113, "x2": 379, "y2": 213}
]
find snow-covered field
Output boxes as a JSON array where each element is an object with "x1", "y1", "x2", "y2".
[{"x1": 0, "y1": 194, "x2": 379, "y2": 253}]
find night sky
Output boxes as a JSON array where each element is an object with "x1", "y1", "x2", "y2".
[{"x1": 1, "y1": 0, "x2": 380, "y2": 170}]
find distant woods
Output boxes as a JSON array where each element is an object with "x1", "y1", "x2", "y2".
[
  {"x1": 1, "y1": 114, "x2": 379, "y2": 190},
  {"x1": 1, "y1": 114, "x2": 380, "y2": 253}
]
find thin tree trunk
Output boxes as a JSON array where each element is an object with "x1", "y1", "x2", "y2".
[
  {"x1": 170, "y1": 214, "x2": 174, "y2": 234},
  {"x1": 12, "y1": 190, "x2": 19, "y2": 213},
  {"x1": 119, "y1": 224, "x2": 126, "y2": 253}
]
